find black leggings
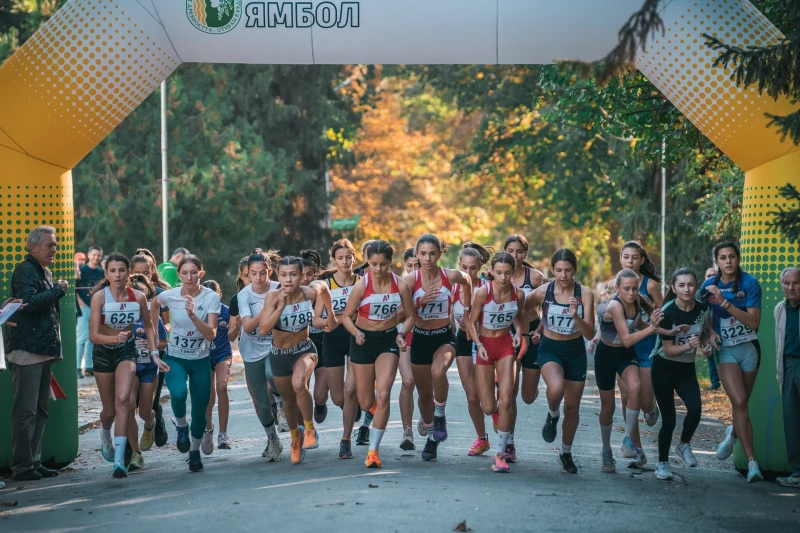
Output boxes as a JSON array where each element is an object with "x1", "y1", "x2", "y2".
[{"x1": 651, "y1": 356, "x2": 702, "y2": 462}]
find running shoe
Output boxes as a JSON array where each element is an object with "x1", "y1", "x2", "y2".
[
  {"x1": 504, "y1": 443, "x2": 517, "y2": 463},
  {"x1": 421, "y1": 439, "x2": 439, "y2": 462},
  {"x1": 676, "y1": 442, "x2": 697, "y2": 467},
  {"x1": 128, "y1": 451, "x2": 144, "y2": 472},
  {"x1": 621, "y1": 436, "x2": 637, "y2": 458},
  {"x1": 492, "y1": 454, "x2": 510, "y2": 473},
  {"x1": 339, "y1": 439, "x2": 353, "y2": 459},
  {"x1": 776, "y1": 474, "x2": 800, "y2": 488},
  {"x1": 154, "y1": 406, "x2": 168, "y2": 447},
  {"x1": 291, "y1": 428, "x2": 306, "y2": 465},
  {"x1": 355, "y1": 425, "x2": 370, "y2": 445},
  {"x1": 218, "y1": 432, "x2": 232, "y2": 450},
  {"x1": 559, "y1": 452, "x2": 578, "y2": 474},
  {"x1": 542, "y1": 413, "x2": 559, "y2": 443},
  {"x1": 314, "y1": 404, "x2": 328, "y2": 424},
  {"x1": 747, "y1": 460, "x2": 763, "y2": 483},
  {"x1": 491, "y1": 410, "x2": 499, "y2": 434},
  {"x1": 140, "y1": 424, "x2": 154, "y2": 452},
  {"x1": 637, "y1": 448, "x2": 648, "y2": 467},
  {"x1": 100, "y1": 432, "x2": 114, "y2": 463},
  {"x1": 365, "y1": 450, "x2": 383, "y2": 469},
  {"x1": 417, "y1": 418, "x2": 428, "y2": 437},
  {"x1": 265, "y1": 435, "x2": 283, "y2": 462},
  {"x1": 277, "y1": 408, "x2": 290, "y2": 433},
  {"x1": 262, "y1": 442, "x2": 269, "y2": 458},
  {"x1": 468, "y1": 437, "x2": 490, "y2": 457},
  {"x1": 400, "y1": 428, "x2": 416, "y2": 451},
  {"x1": 432, "y1": 415, "x2": 448, "y2": 443},
  {"x1": 601, "y1": 450, "x2": 616, "y2": 473},
  {"x1": 628, "y1": 449, "x2": 647, "y2": 469},
  {"x1": 112, "y1": 463, "x2": 127, "y2": 479},
  {"x1": 201, "y1": 428, "x2": 215, "y2": 456},
  {"x1": 644, "y1": 406, "x2": 660, "y2": 427},
  {"x1": 174, "y1": 422, "x2": 190, "y2": 453},
  {"x1": 716, "y1": 425, "x2": 737, "y2": 460},
  {"x1": 656, "y1": 461, "x2": 673, "y2": 480},
  {"x1": 304, "y1": 427, "x2": 319, "y2": 450},
  {"x1": 188, "y1": 450, "x2": 204, "y2": 472}
]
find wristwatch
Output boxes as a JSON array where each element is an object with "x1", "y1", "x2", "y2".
[{"x1": 149, "y1": 349, "x2": 160, "y2": 357}]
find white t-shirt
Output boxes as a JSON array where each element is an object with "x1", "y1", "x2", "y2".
[
  {"x1": 237, "y1": 282, "x2": 279, "y2": 363},
  {"x1": 157, "y1": 287, "x2": 221, "y2": 360}
]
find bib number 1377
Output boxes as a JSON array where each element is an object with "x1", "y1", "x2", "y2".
[{"x1": 172, "y1": 335, "x2": 204, "y2": 350}]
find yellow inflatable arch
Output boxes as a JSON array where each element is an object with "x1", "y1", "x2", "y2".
[{"x1": 0, "y1": 0, "x2": 797, "y2": 471}]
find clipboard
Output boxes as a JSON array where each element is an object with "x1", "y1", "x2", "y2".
[{"x1": 0, "y1": 302, "x2": 22, "y2": 326}]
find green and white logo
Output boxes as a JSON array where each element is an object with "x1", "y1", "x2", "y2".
[{"x1": 187, "y1": 0, "x2": 242, "y2": 34}]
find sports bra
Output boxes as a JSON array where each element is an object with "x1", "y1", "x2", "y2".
[
  {"x1": 453, "y1": 278, "x2": 487, "y2": 329},
  {"x1": 275, "y1": 290, "x2": 314, "y2": 333},
  {"x1": 480, "y1": 282, "x2": 519, "y2": 331},
  {"x1": 358, "y1": 272, "x2": 402, "y2": 322},
  {"x1": 542, "y1": 281, "x2": 584, "y2": 336},
  {"x1": 413, "y1": 267, "x2": 453, "y2": 321},
  {"x1": 599, "y1": 297, "x2": 641, "y2": 345}
]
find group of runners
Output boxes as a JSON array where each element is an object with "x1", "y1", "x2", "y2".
[{"x1": 86, "y1": 236, "x2": 765, "y2": 484}]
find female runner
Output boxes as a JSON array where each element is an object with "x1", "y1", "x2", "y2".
[
  {"x1": 701, "y1": 242, "x2": 763, "y2": 483},
  {"x1": 398, "y1": 247, "x2": 421, "y2": 450},
  {"x1": 314, "y1": 239, "x2": 361, "y2": 459},
  {"x1": 452, "y1": 243, "x2": 491, "y2": 457},
  {"x1": 127, "y1": 274, "x2": 168, "y2": 470},
  {"x1": 403, "y1": 234, "x2": 473, "y2": 461},
  {"x1": 504, "y1": 234, "x2": 545, "y2": 462},
  {"x1": 526, "y1": 249, "x2": 594, "y2": 473},
  {"x1": 89, "y1": 253, "x2": 162, "y2": 478},
  {"x1": 340, "y1": 240, "x2": 416, "y2": 467},
  {"x1": 238, "y1": 250, "x2": 285, "y2": 460},
  {"x1": 595, "y1": 269, "x2": 663, "y2": 473},
  {"x1": 466, "y1": 252, "x2": 527, "y2": 473},
  {"x1": 652, "y1": 268, "x2": 715, "y2": 480},
  {"x1": 201, "y1": 280, "x2": 233, "y2": 452},
  {"x1": 150, "y1": 255, "x2": 220, "y2": 473},
  {"x1": 301, "y1": 250, "x2": 330, "y2": 423},
  {"x1": 260, "y1": 256, "x2": 337, "y2": 464}
]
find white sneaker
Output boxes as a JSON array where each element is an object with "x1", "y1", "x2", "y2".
[
  {"x1": 676, "y1": 442, "x2": 697, "y2": 467},
  {"x1": 716, "y1": 425, "x2": 737, "y2": 460},
  {"x1": 776, "y1": 474, "x2": 800, "y2": 488},
  {"x1": 417, "y1": 418, "x2": 428, "y2": 437},
  {"x1": 218, "y1": 432, "x2": 232, "y2": 450},
  {"x1": 644, "y1": 407, "x2": 660, "y2": 427},
  {"x1": 628, "y1": 448, "x2": 647, "y2": 469},
  {"x1": 747, "y1": 460, "x2": 763, "y2": 483},
  {"x1": 621, "y1": 436, "x2": 637, "y2": 458},
  {"x1": 0, "y1": 481, "x2": 5, "y2": 489},
  {"x1": 100, "y1": 432, "x2": 114, "y2": 463},
  {"x1": 656, "y1": 461, "x2": 673, "y2": 480},
  {"x1": 264, "y1": 435, "x2": 283, "y2": 462},
  {"x1": 201, "y1": 428, "x2": 215, "y2": 456},
  {"x1": 277, "y1": 408, "x2": 289, "y2": 433}
]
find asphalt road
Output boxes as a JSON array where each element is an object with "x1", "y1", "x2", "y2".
[{"x1": 2, "y1": 358, "x2": 799, "y2": 532}]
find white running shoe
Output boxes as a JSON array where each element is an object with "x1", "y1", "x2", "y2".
[
  {"x1": 628, "y1": 448, "x2": 647, "y2": 469},
  {"x1": 676, "y1": 442, "x2": 697, "y2": 467},
  {"x1": 277, "y1": 408, "x2": 290, "y2": 433},
  {"x1": 100, "y1": 432, "x2": 114, "y2": 463},
  {"x1": 776, "y1": 474, "x2": 800, "y2": 488},
  {"x1": 417, "y1": 418, "x2": 428, "y2": 437},
  {"x1": 747, "y1": 460, "x2": 763, "y2": 483},
  {"x1": 218, "y1": 432, "x2": 232, "y2": 450},
  {"x1": 716, "y1": 425, "x2": 737, "y2": 460},
  {"x1": 201, "y1": 428, "x2": 215, "y2": 456},
  {"x1": 656, "y1": 461, "x2": 673, "y2": 480},
  {"x1": 621, "y1": 436, "x2": 637, "y2": 458},
  {"x1": 264, "y1": 435, "x2": 283, "y2": 462},
  {"x1": 644, "y1": 407, "x2": 660, "y2": 427}
]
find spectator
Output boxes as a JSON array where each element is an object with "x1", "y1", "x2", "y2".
[
  {"x1": 157, "y1": 247, "x2": 189, "y2": 289},
  {"x1": 5, "y1": 226, "x2": 68, "y2": 481},
  {"x1": 702, "y1": 267, "x2": 721, "y2": 390},
  {"x1": 76, "y1": 245, "x2": 104, "y2": 377},
  {"x1": 776, "y1": 267, "x2": 800, "y2": 489}
]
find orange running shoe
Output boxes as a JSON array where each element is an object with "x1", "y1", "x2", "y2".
[
  {"x1": 468, "y1": 437, "x2": 490, "y2": 457},
  {"x1": 291, "y1": 427, "x2": 306, "y2": 465},
  {"x1": 303, "y1": 427, "x2": 319, "y2": 450},
  {"x1": 365, "y1": 449, "x2": 382, "y2": 469},
  {"x1": 492, "y1": 453, "x2": 510, "y2": 473}
]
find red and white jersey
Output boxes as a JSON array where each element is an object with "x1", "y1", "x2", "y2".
[
  {"x1": 453, "y1": 277, "x2": 487, "y2": 329},
  {"x1": 480, "y1": 282, "x2": 519, "y2": 331},
  {"x1": 413, "y1": 267, "x2": 453, "y2": 321},
  {"x1": 358, "y1": 272, "x2": 402, "y2": 322}
]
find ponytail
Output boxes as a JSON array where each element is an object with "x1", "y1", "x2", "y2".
[
  {"x1": 622, "y1": 241, "x2": 662, "y2": 284},
  {"x1": 711, "y1": 242, "x2": 743, "y2": 293}
]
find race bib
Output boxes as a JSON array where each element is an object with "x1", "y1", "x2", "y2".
[
  {"x1": 674, "y1": 323, "x2": 702, "y2": 346},
  {"x1": 103, "y1": 301, "x2": 139, "y2": 329},
  {"x1": 170, "y1": 326, "x2": 207, "y2": 356},
  {"x1": 482, "y1": 302, "x2": 518, "y2": 331},
  {"x1": 546, "y1": 303, "x2": 582, "y2": 335},
  {"x1": 418, "y1": 295, "x2": 449, "y2": 321},
  {"x1": 134, "y1": 324, "x2": 151, "y2": 364},
  {"x1": 323, "y1": 286, "x2": 352, "y2": 318},
  {"x1": 720, "y1": 317, "x2": 757, "y2": 347},
  {"x1": 280, "y1": 301, "x2": 314, "y2": 333},
  {"x1": 365, "y1": 294, "x2": 401, "y2": 321},
  {"x1": 310, "y1": 326, "x2": 324, "y2": 335}
]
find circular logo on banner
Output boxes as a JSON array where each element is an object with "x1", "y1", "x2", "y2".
[{"x1": 187, "y1": 0, "x2": 242, "y2": 34}]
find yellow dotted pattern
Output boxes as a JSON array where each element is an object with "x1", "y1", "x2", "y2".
[
  {"x1": 636, "y1": 0, "x2": 798, "y2": 172},
  {"x1": 0, "y1": 0, "x2": 180, "y2": 168}
]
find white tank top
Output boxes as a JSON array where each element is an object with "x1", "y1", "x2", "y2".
[
  {"x1": 101, "y1": 287, "x2": 139, "y2": 331},
  {"x1": 276, "y1": 299, "x2": 314, "y2": 333}
]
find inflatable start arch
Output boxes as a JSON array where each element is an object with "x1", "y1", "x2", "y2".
[{"x1": 0, "y1": 0, "x2": 797, "y2": 471}]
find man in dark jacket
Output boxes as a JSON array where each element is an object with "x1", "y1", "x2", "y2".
[{"x1": 5, "y1": 226, "x2": 68, "y2": 481}]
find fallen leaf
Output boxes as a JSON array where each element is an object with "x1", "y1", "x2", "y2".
[
  {"x1": 453, "y1": 520, "x2": 472, "y2": 532},
  {"x1": 368, "y1": 484, "x2": 378, "y2": 488},
  {"x1": 1, "y1": 502, "x2": 18, "y2": 508}
]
